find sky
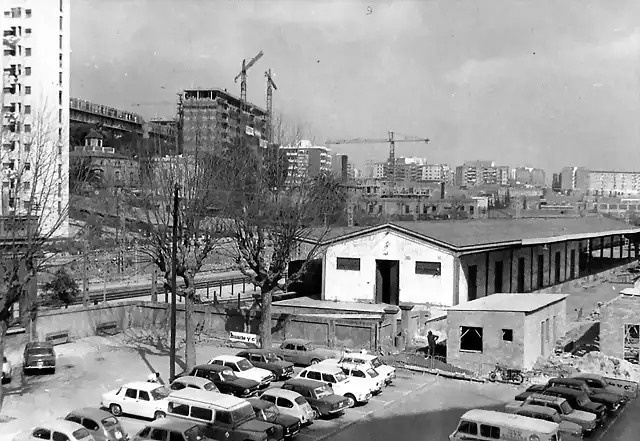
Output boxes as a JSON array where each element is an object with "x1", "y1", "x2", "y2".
[{"x1": 71, "y1": 0, "x2": 640, "y2": 173}]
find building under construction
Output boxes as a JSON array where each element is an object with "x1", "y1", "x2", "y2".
[{"x1": 182, "y1": 88, "x2": 268, "y2": 155}]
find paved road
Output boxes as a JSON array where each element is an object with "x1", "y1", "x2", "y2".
[{"x1": 597, "y1": 395, "x2": 639, "y2": 441}]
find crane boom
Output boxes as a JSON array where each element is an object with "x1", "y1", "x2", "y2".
[
  {"x1": 234, "y1": 50, "x2": 264, "y2": 105},
  {"x1": 265, "y1": 69, "x2": 278, "y2": 143}
]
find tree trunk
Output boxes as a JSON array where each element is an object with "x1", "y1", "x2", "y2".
[
  {"x1": 183, "y1": 278, "x2": 197, "y2": 372},
  {"x1": 0, "y1": 320, "x2": 7, "y2": 413},
  {"x1": 259, "y1": 286, "x2": 273, "y2": 349}
]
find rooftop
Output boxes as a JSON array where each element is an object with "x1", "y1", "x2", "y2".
[
  {"x1": 302, "y1": 217, "x2": 640, "y2": 252},
  {"x1": 448, "y1": 293, "x2": 568, "y2": 313},
  {"x1": 183, "y1": 87, "x2": 267, "y2": 115}
]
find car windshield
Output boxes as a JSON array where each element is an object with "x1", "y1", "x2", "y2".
[
  {"x1": 184, "y1": 425, "x2": 207, "y2": 441},
  {"x1": 150, "y1": 386, "x2": 171, "y2": 400},
  {"x1": 560, "y1": 402, "x2": 573, "y2": 414},
  {"x1": 333, "y1": 372, "x2": 347, "y2": 382},
  {"x1": 231, "y1": 403, "x2": 256, "y2": 424},
  {"x1": 28, "y1": 348, "x2": 53, "y2": 356},
  {"x1": 203, "y1": 382, "x2": 217, "y2": 391},
  {"x1": 101, "y1": 416, "x2": 118, "y2": 427},
  {"x1": 314, "y1": 386, "x2": 332, "y2": 398},
  {"x1": 370, "y1": 358, "x2": 383, "y2": 368},
  {"x1": 577, "y1": 394, "x2": 589, "y2": 406},
  {"x1": 72, "y1": 428, "x2": 92, "y2": 440},
  {"x1": 237, "y1": 359, "x2": 253, "y2": 371},
  {"x1": 294, "y1": 396, "x2": 308, "y2": 405},
  {"x1": 220, "y1": 370, "x2": 237, "y2": 381},
  {"x1": 366, "y1": 368, "x2": 379, "y2": 378},
  {"x1": 265, "y1": 353, "x2": 282, "y2": 362}
]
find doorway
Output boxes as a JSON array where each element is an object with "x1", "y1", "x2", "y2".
[
  {"x1": 375, "y1": 260, "x2": 400, "y2": 305},
  {"x1": 494, "y1": 261, "x2": 503, "y2": 293},
  {"x1": 517, "y1": 257, "x2": 525, "y2": 292},
  {"x1": 468, "y1": 265, "x2": 478, "y2": 301}
]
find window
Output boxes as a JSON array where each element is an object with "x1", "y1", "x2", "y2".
[
  {"x1": 480, "y1": 424, "x2": 500, "y2": 439},
  {"x1": 59, "y1": 71, "x2": 63, "y2": 85},
  {"x1": 138, "y1": 391, "x2": 150, "y2": 401},
  {"x1": 25, "y1": 28, "x2": 31, "y2": 35},
  {"x1": 336, "y1": 257, "x2": 360, "y2": 271},
  {"x1": 296, "y1": 344, "x2": 307, "y2": 351},
  {"x1": 415, "y1": 261, "x2": 441, "y2": 275},
  {"x1": 537, "y1": 254, "x2": 544, "y2": 288},
  {"x1": 137, "y1": 428, "x2": 151, "y2": 438},
  {"x1": 24, "y1": 124, "x2": 31, "y2": 133},
  {"x1": 25, "y1": 105, "x2": 31, "y2": 114},
  {"x1": 59, "y1": 35, "x2": 63, "y2": 50},
  {"x1": 3, "y1": 11, "x2": 9, "y2": 17},
  {"x1": 24, "y1": 143, "x2": 31, "y2": 152},
  {"x1": 149, "y1": 429, "x2": 167, "y2": 441},
  {"x1": 169, "y1": 402, "x2": 189, "y2": 415},
  {"x1": 321, "y1": 373, "x2": 334, "y2": 383},
  {"x1": 460, "y1": 326, "x2": 483, "y2": 353},
  {"x1": 541, "y1": 321, "x2": 546, "y2": 355},
  {"x1": 25, "y1": 48, "x2": 31, "y2": 56},
  {"x1": 60, "y1": 16, "x2": 63, "y2": 30},
  {"x1": 59, "y1": 109, "x2": 62, "y2": 123},
  {"x1": 262, "y1": 394, "x2": 276, "y2": 404},
  {"x1": 216, "y1": 410, "x2": 233, "y2": 425},
  {"x1": 502, "y1": 329, "x2": 513, "y2": 342},
  {"x1": 306, "y1": 371, "x2": 322, "y2": 381},
  {"x1": 52, "y1": 433, "x2": 70, "y2": 441},
  {"x1": 32, "y1": 428, "x2": 51, "y2": 439},
  {"x1": 169, "y1": 433, "x2": 185, "y2": 441},
  {"x1": 25, "y1": 86, "x2": 31, "y2": 95},
  {"x1": 59, "y1": 90, "x2": 62, "y2": 105},
  {"x1": 457, "y1": 421, "x2": 477, "y2": 435},
  {"x1": 22, "y1": 181, "x2": 30, "y2": 191},
  {"x1": 66, "y1": 416, "x2": 81, "y2": 424},
  {"x1": 124, "y1": 388, "x2": 137, "y2": 399},
  {"x1": 82, "y1": 419, "x2": 99, "y2": 431},
  {"x1": 25, "y1": 8, "x2": 31, "y2": 17},
  {"x1": 60, "y1": 0, "x2": 64, "y2": 12},
  {"x1": 277, "y1": 397, "x2": 294, "y2": 408},
  {"x1": 190, "y1": 406, "x2": 213, "y2": 421}
]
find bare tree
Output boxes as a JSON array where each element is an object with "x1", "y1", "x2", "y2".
[
  {"x1": 216, "y1": 144, "x2": 347, "y2": 349},
  {"x1": 0, "y1": 102, "x2": 72, "y2": 409},
  {"x1": 271, "y1": 111, "x2": 316, "y2": 146}
]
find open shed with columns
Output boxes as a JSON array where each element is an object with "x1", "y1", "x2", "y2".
[{"x1": 294, "y1": 216, "x2": 640, "y2": 307}]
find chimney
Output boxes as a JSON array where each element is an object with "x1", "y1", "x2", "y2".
[{"x1": 440, "y1": 181, "x2": 445, "y2": 200}]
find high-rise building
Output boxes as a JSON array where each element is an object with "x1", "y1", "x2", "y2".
[
  {"x1": 182, "y1": 88, "x2": 267, "y2": 155},
  {"x1": 587, "y1": 170, "x2": 640, "y2": 196},
  {"x1": 512, "y1": 166, "x2": 546, "y2": 187},
  {"x1": 1, "y1": 0, "x2": 70, "y2": 238},
  {"x1": 552, "y1": 173, "x2": 562, "y2": 192},
  {"x1": 560, "y1": 166, "x2": 589, "y2": 194},
  {"x1": 280, "y1": 141, "x2": 331, "y2": 185},
  {"x1": 419, "y1": 164, "x2": 450, "y2": 182},
  {"x1": 331, "y1": 153, "x2": 348, "y2": 182}
]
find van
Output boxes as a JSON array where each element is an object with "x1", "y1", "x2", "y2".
[
  {"x1": 167, "y1": 388, "x2": 218, "y2": 424},
  {"x1": 450, "y1": 409, "x2": 561, "y2": 441}
]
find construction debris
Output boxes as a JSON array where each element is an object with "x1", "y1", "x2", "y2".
[{"x1": 533, "y1": 352, "x2": 640, "y2": 382}]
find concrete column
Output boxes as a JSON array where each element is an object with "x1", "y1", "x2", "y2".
[
  {"x1": 399, "y1": 303, "x2": 415, "y2": 343},
  {"x1": 610, "y1": 235, "x2": 615, "y2": 261},
  {"x1": 600, "y1": 237, "x2": 604, "y2": 260},
  {"x1": 587, "y1": 239, "x2": 593, "y2": 273},
  {"x1": 635, "y1": 239, "x2": 639, "y2": 259},
  {"x1": 383, "y1": 306, "x2": 400, "y2": 347},
  {"x1": 620, "y1": 237, "x2": 624, "y2": 260}
]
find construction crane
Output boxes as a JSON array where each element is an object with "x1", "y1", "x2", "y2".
[
  {"x1": 264, "y1": 69, "x2": 278, "y2": 144},
  {"x1": 234, "y1": 50, "x2": 264, "y2": 106}
]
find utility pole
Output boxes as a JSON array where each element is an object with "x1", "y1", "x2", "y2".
[{"x1": 169, "y1": 183, "x2": 179, "y2": 382}]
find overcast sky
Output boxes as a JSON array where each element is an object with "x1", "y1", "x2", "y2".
[{"x1": 71, "y1": 0, "x2": 640, "y2": 173}]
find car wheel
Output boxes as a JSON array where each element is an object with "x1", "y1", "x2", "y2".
[
  {"x1": 109, "y1": 404, "x2": 123, "y2": 416},
  {"x1": 310, "y1": 359, "x2": 320, "y2": 365},
  {"x1": 154, "y1": 411, "x2": 166, "y2": 420},
  {"x1": 344, "y1": 394, "x2": 356, "y2": 408}
]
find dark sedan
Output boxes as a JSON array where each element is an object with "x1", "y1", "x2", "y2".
[
  {"x1": 180, "y1": 364, "x2": 261, "y2": 398},
  {"x1": 237, "y1": 350, "x2": 295, "y2": 381},
  {"x1": 248, "y1": 398, "x2": 301, "y2": 439},
  {"x1": 547, "y1": 378, "x2": 626, "y2": 412},
  {"x1": 23, "y1": 341, "x2": 56, "y2": 375}
]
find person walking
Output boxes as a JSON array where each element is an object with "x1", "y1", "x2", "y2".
[{"x1": 427, "y1": 331, "x2": 438, "y2": 358}]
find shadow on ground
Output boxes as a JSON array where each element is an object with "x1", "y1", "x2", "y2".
[{"x1": 121, "y1": 328, "x2": 187, "y2": 379}]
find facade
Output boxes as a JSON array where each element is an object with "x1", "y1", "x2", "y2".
[
  {"x1": 331, "y1": 153, "x2": 348, "y2": 182},
  {"x1": 600, "y1": 289, "x2": 640, "y2": 364},
  {"x1": 552, "y1": 173, "x2": 562, "y2": 192},
  {"x1": 280, "y1": 141, "x2": 331, "y2": 184},
  {"x1": 182, "y1": 88, "x2": 267, "y2": 155},
  {"x1": 447, "y1": 294, "x2": 567, "y2": 370},
  {"x1": 296, "y1": 217, "x2": 640, "y2": 308},
  {"x1": 455, "y1": 161, "x2": 509, "y2": 187},
  {"x1": 419, "y1": 164, "x2": 450, "y2": 182},
  {"x1": 588, "y1": 170, "x2": 640, "y2": 196},
  {"x1": 560, "y1": 167, "x2": 589, "y2": 194},
  {"x1": 1, "y1": 0, "x2": 70, "y2": 238},
  {"x1": 513, "y1": 166, "x2": 546, "y2": 187}
]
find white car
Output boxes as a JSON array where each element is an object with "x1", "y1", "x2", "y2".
[
  {"x1": 337, "y1": 363, "x2": 385, "y2": 395},
  {"x1": 259, "y1": 388, "x2": 317, "y2": 426},
  {"x1": 328, "y1": 351, "x2": 396, "y2": 385},
  {"x1": 208, "y1": 354, "x2": 275, "y2": 388},
  {"x1": 2, "y1": 355, "x2": 12, "y2": 383},
  {"x1": 29, "y1": 420, "x2": 95, "y2": 441},
  {"x1": 101, "y1": 381, "x2": 171, "y2": 420},
  {"x1": 296, "y1": 364, "x2": 371, "y2": 406}
]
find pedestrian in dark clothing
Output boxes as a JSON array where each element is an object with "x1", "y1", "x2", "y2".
[{"x1": 427, "y1": 331, "x2": 438, "y2": 357}]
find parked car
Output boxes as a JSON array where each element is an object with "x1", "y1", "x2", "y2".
[
  {"x1": 29, "y1": 420, "x2": 95, "y2": 441},
  {"x1": 247, "y1": 398, "x2": 301, "y2": 440},
  {"x1": 571, "y1": 373, "x2": 637, "y2": 400},
  {"x1": 541, "y1": 386, "x2": 607, "y2": 425},
  {"x1": 505, "y1": 393, "x2": 597, "y2": 435},
  {"x1": 65, "y1": 407, "x2": 129, "y2": 441},
  {"x1": 101, "y1": 381, "x2": 171, "y2": 420},
  {"x1": 325, "y1": 351, "x2": 396, "y2": 385},
  {"x1": 23, "y1": 341, "x2": 56, "y2": 375},
  {"x1": 208, "y1": 355, "x2": 275, "y2": 389},
  {"x1": 169, "y1": 375, "x2": 220, "y2": 393},
  {"x1": 275, "y1": 339, "x2": 339, "y2": 366},
  {"x1": 132, "y1": 419, "x2": 213, "y2": 441},
  {"x1": 2, "y1": 355, "x2": 11, "y2": 383},
  {"x1": 236, "y1": 350, "x2": 295, "y2": 381},
  {"x1": 180, "y1": 364, "x2": 261, "y2": 398},
  {"x1": 281, "y1": 378, "x2": 351, "y2": 418},
  {"x1": 296, "y1": 364, "x2": 371, "y2": 406},
  {"x1": 259, "y1": 388, "x2": 317, "y2": 426},
  {"x1": 508, "y1": 404, "x2": 584, "y2": 438},
  {"x1": 335, "y1": 363, "x2": 385, "y2": 395},
  {"x1": 546, "y1": 377, "x2": 625, "y2": 412}
]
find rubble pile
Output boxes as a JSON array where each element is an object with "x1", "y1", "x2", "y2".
[{"x1": 533, "y1": 352, "x2": 640, "y2": 383}]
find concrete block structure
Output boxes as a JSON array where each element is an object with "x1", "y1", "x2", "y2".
[
  {"x1": 600, "y1": 292, "x2": 640, "y2": 363},
  {"x1": 446, "y1": 294, "x2": 567, "y2": 370}
]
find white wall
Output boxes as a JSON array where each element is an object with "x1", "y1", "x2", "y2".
[{"x1": 324, "y1": 230, "x2": 456, "y2": 305}]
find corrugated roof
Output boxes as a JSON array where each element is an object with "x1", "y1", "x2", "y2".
[{"x1": 448, "y1": 293, "x2": 568, "y2": 313}]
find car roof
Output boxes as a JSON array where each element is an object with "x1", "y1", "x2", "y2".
[
  {"x1": 238, "y1": 349, "x2": 276, "y2": 356},
  {"x1": 170, "y1": 388, "x2": 248, "y2": 410},
  {"x1": 26, "y1": 341, "x2": 54, "y2": 349},
  {"x1": 284, "y1": 378, "x2": 328, "y2": 389},
  {"x1": 172, "y1": 376, "x2": 212, "y2": 386},
  {"x1": 282, "y1": 339, "x2": 311, "y2": 345},
  {"x1": 67, "y1": 407, "x2": 114, "y2": 420},
  {"x1": 212, "y1": 355, "x2": 244, "y2": 363},
  {"x1": 261, "y1": 388, "x2": 303, "y2": 400},
  {"x1": 144, "y1": 418, "x2": 197, "y2": 430},
  {"x1": 572, "y1": 373, "x2": 600, "y2": 380},
  {"x1": 194, "y1": 364, "x2": 231, "y2": 372},
  {"x1": 460, "y1": 409, "x2": 558, "y2": 434},
  {"x1": 303, "y1": 364, "x2": 341, "y2": 374},
  {"x1": 122, "y1": 381, "x2": 163, "y2": 391},
  {"x1": 517, "y1": 405, "x2": 558, "y2": 416},
  {"x1": 528, "y1": 393, "x2": 565, "y2": 403},
  {"x1": 545, "y1": 386, "x2": 585, "y2": 397},
  {"x1": 35, "y1": 420, "x2": 85, "y2": 432},
  {"x1": 550, "y1": 378, "x2": 583, "y2": 385},
  {"x1": 342, "y1": 353, "x2": 376, "y2": 361},
  {"x1": 247, "y1": 398, "x2": 273, "y2": 410}
]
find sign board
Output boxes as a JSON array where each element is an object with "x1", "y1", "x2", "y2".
[{"x1": 230, "y1": 331, "x2": 260, "y2": 345}]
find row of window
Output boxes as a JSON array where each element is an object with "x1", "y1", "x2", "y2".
[{"x1": 335, "y1": 257, "x2": 441, "y2": 275}]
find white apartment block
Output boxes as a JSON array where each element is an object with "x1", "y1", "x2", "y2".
[
  {"x1": 1, "y1": 0, "x2": 70, "y2": 238},
  {"x1": 588, "y1": 170, "x2": 640, "y2": 196},
  {"x1": 419, "y1": 163, "x2": 449, "y2": 181},
  {"x1": 280, "y1": 140, "x2": 331, "y2": 184}
]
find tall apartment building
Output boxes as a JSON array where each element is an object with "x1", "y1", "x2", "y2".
[
  {"x1": 1, "y1": 0, "x2": 70, "y2": 238},
  {"x1": 419, "y1": 163, "x2": 450, "y2": 182},
  {"x1": 560, "y1": 166, "x2": 589, "y2": 194},
  {"x1": 455, "y1": 161, "x2": 508, "y2": 187},
  {"x1": 512, "y1": 166, "x2": 546, "y2": 187},
  {"x1": 588, "y1": 170, "x2": 640, "y2": 196},
  {"x1": 280, "y1": 141, "x2": 331, "y2": 185},
  {"x1": 331, "y1": 152, "x2": 348, "y2": 182},
  {"x1": 182, "y1": 88, "x2": 267, "y2": 155}
]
